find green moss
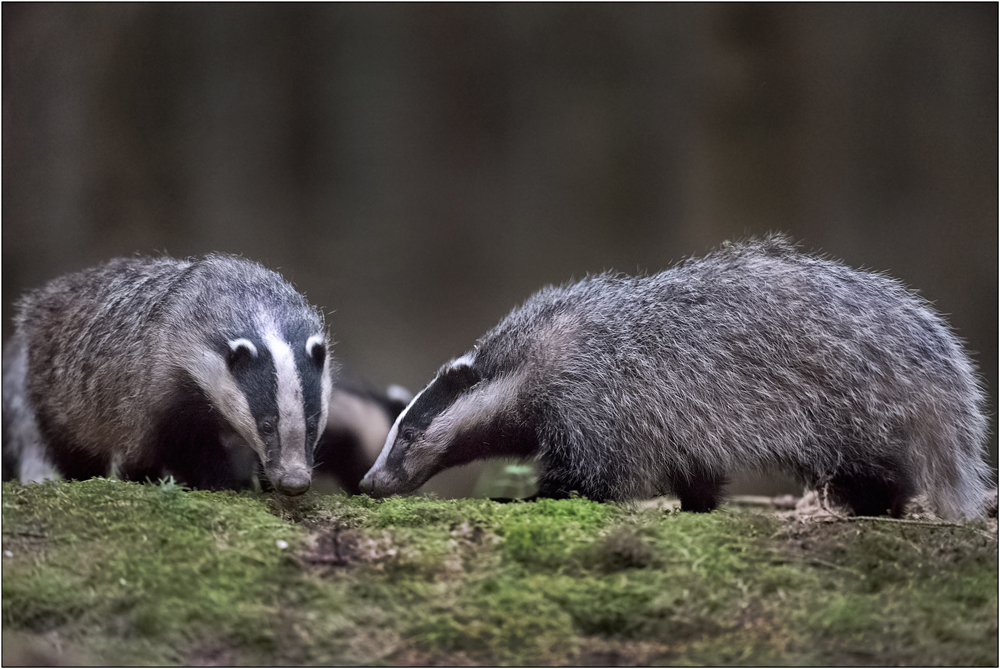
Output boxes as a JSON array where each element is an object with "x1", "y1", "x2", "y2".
[
  {"x1": 3, "y1": 481, "x2": 996, "y2": 666},
  {"x1": 366, "y1": 495, "x2": 468, "y2": 528},
  {"x1": 2, "y1": 479, "x2": 299, "y2": 663},
  {"x1": 409, "y1": 574, "x2": 578, "y2": 664}
]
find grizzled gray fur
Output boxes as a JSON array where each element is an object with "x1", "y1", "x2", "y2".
[
  {"x1": 361, "y1": 235, "x2": 992, "y2": 519},
  {"x1": 2, "y1": 254, "x2": 333, "y2": 495}
]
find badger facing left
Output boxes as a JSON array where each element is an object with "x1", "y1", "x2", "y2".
[{"x1": 1, "y1": 254, "x2": 333, "y2": 495}]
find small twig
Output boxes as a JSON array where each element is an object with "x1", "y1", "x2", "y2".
[
  {"x1": 767, "y1": 551, "x2": 866, "y2": 577},
  {"x1": 804, "y1": 556, "x2": 866, "y2": 577},
  {"x1": 808, "y1": 515, "x2": 997, "y2": 540},
  {"x1": 814, "y1": 515, "x2": 976, "y2": 529},
  {"x1": 1, "y1": 530, "x2": 48, "y2": 538},
  {"x1": 728, "y1": 494, "x2": 799, "y2": 510}
]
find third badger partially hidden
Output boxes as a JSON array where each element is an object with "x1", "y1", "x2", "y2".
[
  {"x1": 314, "y1": 370, "x2": 411, "y2": 494},
  {"x1": 360, "y1": 235, "x2": 992, "y2": 519}
]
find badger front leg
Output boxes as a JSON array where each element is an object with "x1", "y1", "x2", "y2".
[{"x1": 670, "y1": 463, "x2": 727, "y2": 513}]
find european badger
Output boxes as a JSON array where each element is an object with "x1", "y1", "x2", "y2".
[
  {"x1": 360, "y1": 235, "x2": 992, "y2": 519},
  {"x1": 314, "y1": 371, "x2": 411, "y2": 494},
  {"x1": 2, "y1": 254, "x2": 333, "y2": 495}
]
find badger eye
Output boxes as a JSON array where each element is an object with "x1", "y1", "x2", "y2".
[
  {"x1": 260, "y1": 420, "x2": 276, "y2": 436},
  {"x1": 400, "y1": 427, "x2": 418, "y2": 442},
  {"x1": 306, "y1": 418, "x2": 318, "y2": 436}
]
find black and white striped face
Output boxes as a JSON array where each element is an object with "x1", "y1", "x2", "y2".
[
  {"x1": 190, "y1": 320, "x2": 331, "y2": 495},
  {"x1": 359, "y1": 354, "x2": 482, "y2": 497}
]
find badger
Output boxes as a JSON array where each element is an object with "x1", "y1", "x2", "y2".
[
  {"x1": 314, "y1": 370, "x2": 411, "y2": 494},
  {"x1": 1, "y1": 254, "x2": 333, "y2": 496},
  {"x1": 360, "y1": 235, "x2": 993, "y2": 519}
]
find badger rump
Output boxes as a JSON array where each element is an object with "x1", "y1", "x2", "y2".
[
  {"x1": 2, "y1": 254, "x2": 333, "y2": 496},
  {"x1": 361, "y1": 235, "x2": 993, "y2": 520}
]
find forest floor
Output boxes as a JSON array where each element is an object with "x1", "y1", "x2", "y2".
[{"x1": 2, "y1": 478, "x2": 997, "y2": 666}]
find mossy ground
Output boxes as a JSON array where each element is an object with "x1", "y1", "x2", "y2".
[{"x1": 2, "y1": 478, "x2": 997, "y2": 666}]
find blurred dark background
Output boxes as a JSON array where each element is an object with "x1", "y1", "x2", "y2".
[{"x1": 3, "y1": 4, "x2": 996, "y2": 495}]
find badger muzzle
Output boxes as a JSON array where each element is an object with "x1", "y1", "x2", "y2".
[
  {"x1": 267, "y1": 432, "x2": 312, "y2": 496},
  {"x1": 273, "y1": 468, "x2": 311, "y2": 496},
  {"x1": 358, "y1": 463, "x2": 426, "y2": 498}
]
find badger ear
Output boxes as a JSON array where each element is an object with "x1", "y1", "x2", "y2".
[
  {"x1": 306, "y1": 335, "x2": 326, "y2": 368},
  {"x1": 440, "y1": 359, "x2": 481, "y2": 394},
  {"x1": 227, "y1": 338, "x2": 258, "y2": 369}
]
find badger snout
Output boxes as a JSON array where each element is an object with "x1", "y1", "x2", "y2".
[
  {"x1": 358, "y1": 475, "x2": 374, "y2": 496},
  {"x1": 358, "y1": 471, "x2": 393, "y2": 498},
  {"x1": 358, "y1": 472, "x2": 386, "y2": 497},
  {"x1": 359, "y1": 466, "x2": 424, "y2": 498},
  {"x1": 275, "y1": 472, "x2": 311, "y2": 496}
]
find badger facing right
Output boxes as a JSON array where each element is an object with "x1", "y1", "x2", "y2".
[{"x1": 361, "y1": 235, "x2": 993, "y2": 519}]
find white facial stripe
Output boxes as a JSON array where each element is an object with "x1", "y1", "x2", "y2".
[
  {"x1": 263, "y1": 332, "x2": 308, "y2": 477},
  {"x1": 316, "y1": 338, "x2": 332, "y2": 464},
  {"x1": 228, "y1": 338, "x2": 258, "y2": 357},
  {"x1": 370, "y1": 384, "x2": 426, "y2": 474},
  {"x1": 188, "y1": 349, "x2": 266, "y2": 457},
  {"x1": 306, "y1": 334, "x2": 325, "y2": 358},
  {"x1": 318, "y1": 341, "x2": 332, "y2": 444}
]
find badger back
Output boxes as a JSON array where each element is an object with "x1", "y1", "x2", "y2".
[{"x1": 163, "y1": 255, "x2": 333, "y2": 495}]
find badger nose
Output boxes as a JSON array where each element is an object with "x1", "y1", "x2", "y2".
[
  {"x1": 277, "y1": 474, "x2": 311, "y2": 496},
  {"x1": 358, "y1": 476, "x2": 372, "y2": 495}
]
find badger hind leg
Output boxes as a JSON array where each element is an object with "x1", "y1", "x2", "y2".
[
  {"x1": 671, "y1": 463, "x2": 727, "y2": 513},
  {"x1": 824, "y1": 459, "x2": 916, "y2": 518}
]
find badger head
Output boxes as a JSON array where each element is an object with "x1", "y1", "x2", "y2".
[
  {"x1": 187, "y1": 324, "x2": 332, "y2": 496},
  {"x1": 359, "y1": 352, "x2": 535, "y2": 498}
]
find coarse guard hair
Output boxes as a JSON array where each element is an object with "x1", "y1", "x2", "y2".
[
  {"x1": 2, "y1": 254, "x2": 334, "y2": 496},
  {"x1": 361, "y1": 235, "x2": 993, "y2": 519}
]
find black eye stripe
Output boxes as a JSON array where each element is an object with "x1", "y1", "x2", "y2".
[
  {"x1": 228, "y1": 344, "x2": 279, "y2": 432},
  {"x1": 400, "y1": 365, "x2": 481, "y2": 434},
  {"x1": 290, "y1": 337, "x2": 325, "y2": 445}
]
